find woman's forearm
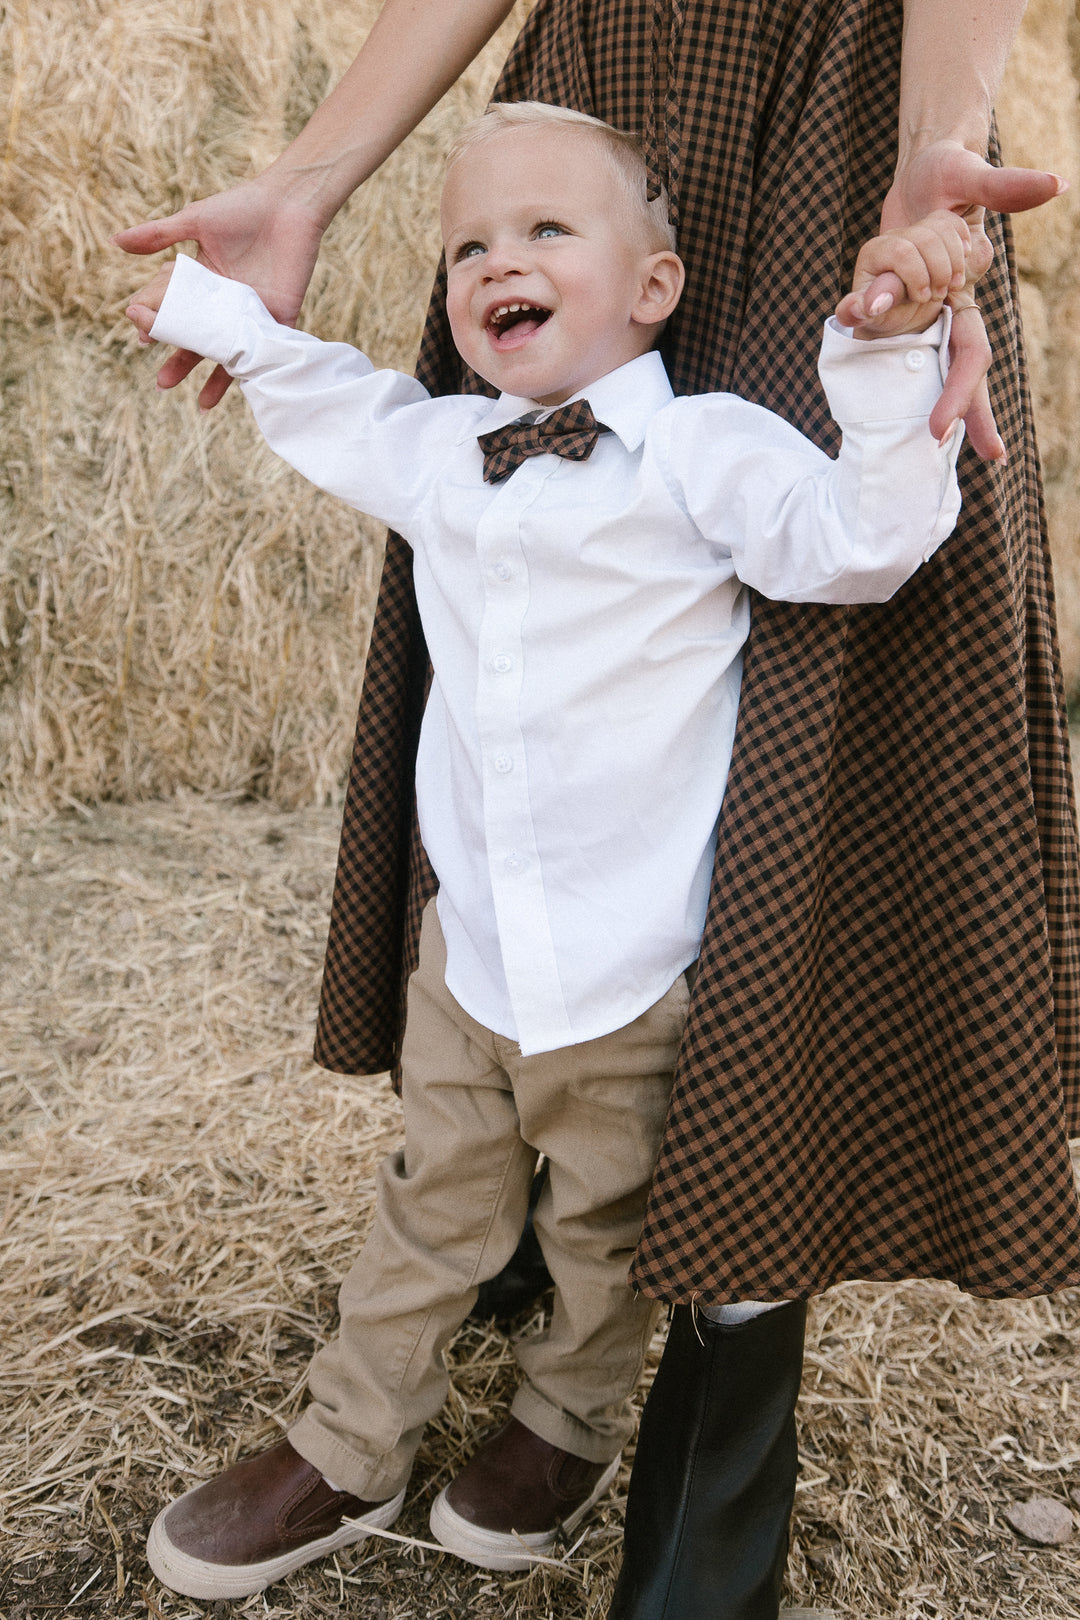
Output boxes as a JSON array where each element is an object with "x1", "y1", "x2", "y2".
[
  {"x1": 898, "y1": 0, "x2": 1029, "y2": 162},
  {"x1": 261, "y1": 0, "x2": 517, "y2": 228}
]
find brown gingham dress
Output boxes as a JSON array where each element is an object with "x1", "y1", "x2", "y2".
[{"x1": 314, "y1": 0, "x2": 1080, "y2": 1303}]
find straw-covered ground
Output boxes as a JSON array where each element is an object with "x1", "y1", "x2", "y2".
[{"x1": 3, "y1": 791, "x2": 1080, "y2": 1620}]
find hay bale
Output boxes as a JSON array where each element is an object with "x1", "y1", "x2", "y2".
[
  {"x1": 0, "y1": 0, "x2": 528, "y2": 817},
  {"x1": 997, "y1": 0, "x2": 1080, "y2": 694},
  {"x1": 2, "y1": 0, "x2": 1078, "y2": 822}
]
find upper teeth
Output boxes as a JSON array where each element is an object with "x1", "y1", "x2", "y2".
[{"x1": 493, "y1": 303, "x2": 532, "y2": 320}]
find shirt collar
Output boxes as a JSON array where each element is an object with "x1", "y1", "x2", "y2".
[{"x1": 466, "y1": 351, "x2": 674, "y2": 452}]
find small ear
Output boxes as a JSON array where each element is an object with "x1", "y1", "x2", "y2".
[{"x1": 634, "y1": 251, "x2": 685, "y2": 327}]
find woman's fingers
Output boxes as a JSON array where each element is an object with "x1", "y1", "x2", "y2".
[
  {"x1": 959, "y1": 162, "x2": 1067, "y2": 218},
  {"x1": 196, "y1": 366, "x2": 234, "y2": 411},
  {"x1": 111, "y1": 211, "x2": 197, "y2": 256},
  {"x1": 936, "y1": 302, "x2": 1002, "y2": 460},
  {"x1": 152, "y1": 347, "x2": 208, "y2": 391}
]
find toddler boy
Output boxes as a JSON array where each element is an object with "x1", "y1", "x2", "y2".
[{"x1": 126, "y1": 101, "x2": 966, "y2": 1600}]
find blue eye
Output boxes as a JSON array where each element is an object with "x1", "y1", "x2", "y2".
[
  {"x1": 535, "y1": 223, "x2": 564, "y2": 239},
  {"x1": 456, "y1": 241, "x2": 485, "y2": 261}
]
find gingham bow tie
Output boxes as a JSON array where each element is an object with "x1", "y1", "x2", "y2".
[{"x1": 478, "y1": 399, "x2": 611, "y2": 483}]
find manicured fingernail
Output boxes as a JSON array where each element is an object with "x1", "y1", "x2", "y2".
[
  {"x1": 938, "y1": 420, "x2": 959, "y2": 447},
  {"x1": 1051, "y1": 174, "x2": 1069, "y2": 195},
  {"x1": 869, "y1": 292, "x2": 893, "y2": 316}
]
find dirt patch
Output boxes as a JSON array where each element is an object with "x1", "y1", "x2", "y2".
[{"x1": 3, "y1": 796, "x2": 1080, "y2": 1618}]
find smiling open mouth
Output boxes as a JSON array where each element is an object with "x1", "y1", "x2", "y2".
[{"x1": 487, "y1": 302, "x2": 552, "y2": 338}]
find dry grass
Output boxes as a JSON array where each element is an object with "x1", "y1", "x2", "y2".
[{"x1": 3, "y1": 793, "x2": 1080, "y2": 1619}]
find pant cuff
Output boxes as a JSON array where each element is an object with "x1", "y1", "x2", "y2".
[
  {"x1": 510, "y1": 1383, "x2": 626, "y2": 1465},
  {"x1": 288, "y1": 1408, "x2": 414, "y2": 1503}
]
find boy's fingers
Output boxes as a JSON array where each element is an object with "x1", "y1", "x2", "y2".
[
  {"x1": 835, "y1": 270, "x2": 903, "y2": 328},
  {"x1": 880, "y1": 220, "x2": 968, "y2": 301}
]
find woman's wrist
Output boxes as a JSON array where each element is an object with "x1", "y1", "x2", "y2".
[
  {"x1": 255, "y1": 95, "x2": 406, "y2": 231},
  {"x1": 896, "y1": 126, "x2": 991, "y2": 171},
  {"x1": 255, "y1": 148, "x2": 370, "y2": 236},
  {"x1": 252, "y1": 0, "x2": 519, "y2": 231},
  {"x1": 895, "y1": 0, "x2": 1027, "y2": 171}
]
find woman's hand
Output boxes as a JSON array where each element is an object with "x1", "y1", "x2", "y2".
[
  {"x1": 113, "y1": 178, "x2": 326, "y2": 409},
  {"x1": 112, "y1": 0, "x2": 517, "y2": 409},
  {"x1": 879, "y1": 140, "x2": 1066, "y2": 460}
]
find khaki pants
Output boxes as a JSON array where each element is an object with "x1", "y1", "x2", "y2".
[{"x1": 289, "y1": 901, "x2": 689, "y2": 1500}]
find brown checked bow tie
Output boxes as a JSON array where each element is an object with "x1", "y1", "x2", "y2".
[{"x1": 478, "y1": 399, "x2": 611, "y2": 483}]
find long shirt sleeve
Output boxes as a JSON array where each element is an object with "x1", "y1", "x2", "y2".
[{"x1": 656, "y1": 316, "x2": 960, "y2": 603}]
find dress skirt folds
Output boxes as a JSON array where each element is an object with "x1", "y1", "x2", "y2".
[{"x1": 313, "y1": 0, "x2": 1080, "y2": 1302}]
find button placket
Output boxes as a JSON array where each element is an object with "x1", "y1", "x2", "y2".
[{"x1": 472, "y1": 466, "x2": 571, "y2": 1046}]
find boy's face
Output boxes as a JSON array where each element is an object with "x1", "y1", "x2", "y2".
[{"x1": 441, "y1": 126, "x2": 682, "y2": 405}]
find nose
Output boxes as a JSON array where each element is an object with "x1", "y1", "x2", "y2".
[{"x1": 481, "y1": 234, "x2": 529, "y2": 282}]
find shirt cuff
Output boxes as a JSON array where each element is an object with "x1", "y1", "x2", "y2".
[
  {"x1": 820, "y1": 308, "x2": 951, "y2": 423},
  {"x1": 149, "y1": 253, "x2": 269, "y2": 373}
]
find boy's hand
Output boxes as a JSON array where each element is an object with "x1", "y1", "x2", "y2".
[
  {"x1": 835, "y1": 210, "x2": 972, "y2": 340},
  {"x1": 124, "y1": 263, "x2": 176, "y2": 352},
  {"x1": 113, "y1": 180, "x2": 324, "y2": 409}
]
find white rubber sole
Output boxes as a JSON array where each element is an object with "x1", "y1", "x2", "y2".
[
  {"x1": 428, "y1": 1453, "x2": 620, "y2": 1571},
  {"x1": 146, "y1": 1483, "x2": 407, "y2": 1600}
]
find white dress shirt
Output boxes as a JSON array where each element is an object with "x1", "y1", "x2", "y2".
[{"x1": 152, "y1": 254, "x2": 961, "y2": 1055}]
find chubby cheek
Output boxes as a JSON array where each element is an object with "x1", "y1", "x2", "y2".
[{"x1": 444, "y1": 284, "x2": 474, "y2": 359}]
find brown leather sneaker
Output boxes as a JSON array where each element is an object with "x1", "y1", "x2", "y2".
[
  {"x1": 146, "y1": 1438, "x2": 406, "y2": 1599},
  {"x1": 428, "y1": 1416, "x2": 620, "y2": 1570}
]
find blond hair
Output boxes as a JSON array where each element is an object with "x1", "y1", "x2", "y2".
[{"x1": 446, "y1": 101, "x2": 677, "y2": 253}]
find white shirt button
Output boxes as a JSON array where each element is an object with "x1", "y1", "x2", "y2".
[
  {"x1": 494, "y1": 561, "x2": 512, "y2": 580},
  {"x1": 493, "y1": 754, "x2": 514, "y2": 774},
  {"x1": 505, "y1": 852, "x2": 525, "y2": 873},
  {"x1": 492, "y1": 654, "x2": 513, "y2": 674},
  {"x1": 904, "y1": 349, "x2": 927, "y2": 372}
]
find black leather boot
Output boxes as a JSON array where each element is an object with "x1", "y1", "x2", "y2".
[{"x1": 608, "y1": 1299, "x2": 807, "y2": 1620}]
